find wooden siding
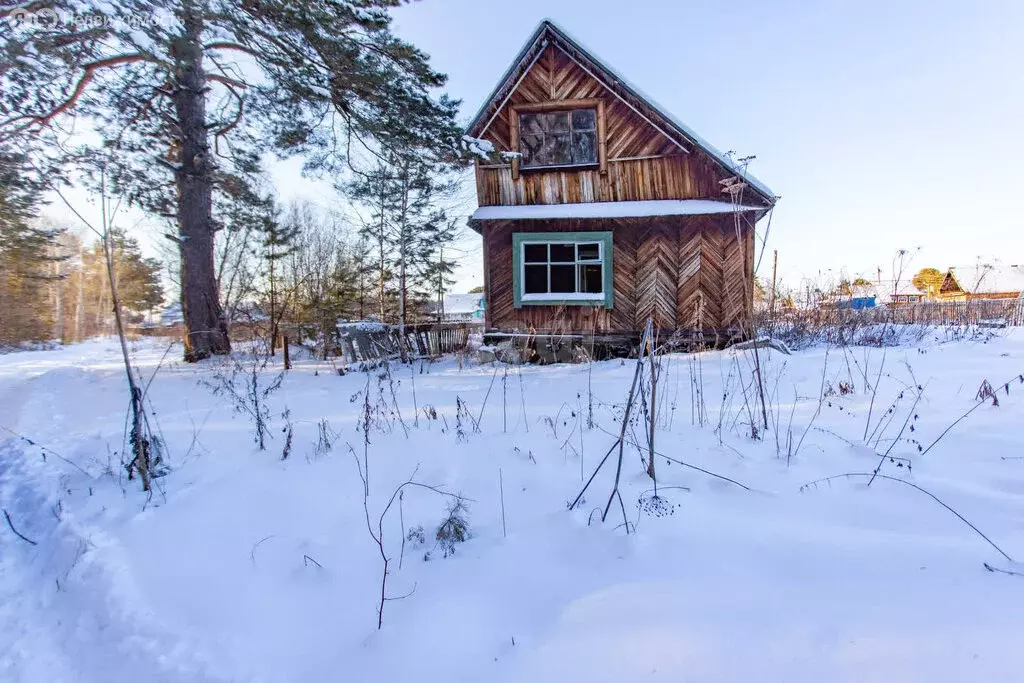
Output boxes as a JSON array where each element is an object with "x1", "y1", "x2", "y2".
[
  {"x1": 473, "y1": 44, "x2": 750, "y2": 208},
  {"x1": 482, "y1": 216, "x2": 754, "y2": 335}
]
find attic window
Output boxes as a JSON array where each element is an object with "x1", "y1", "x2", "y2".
[{"x1": 519, "y1": 108, "x2": 597, "y2": 168}]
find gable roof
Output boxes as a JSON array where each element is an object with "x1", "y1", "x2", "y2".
[
  {"x1": 466, "y1": 19, "x2": 777, "y2": 206},
  {"x1": 946, "y1": 264, "x2": 1024, "y2": 295}
]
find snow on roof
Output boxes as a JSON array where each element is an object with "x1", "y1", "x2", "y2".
[
  {"x1": 869, "y1": 280, "x2": 923, "y2": 298},
  {"x1": 443, "y1": 293, "x2": 485, "y2": 314},
  {"x1": 948, "y1": 264, "x2": 1024, "y2": 294},
  {"x1": 472, "y1": 199, "x2": 765, "y2": 221},
  {"x1": 466, "y1": 19, "x2": 777, "y2": 203}
]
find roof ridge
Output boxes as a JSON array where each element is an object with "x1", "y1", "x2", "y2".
[{"x1": 465, "y1": 19, "x2": 777, "y2": 204}]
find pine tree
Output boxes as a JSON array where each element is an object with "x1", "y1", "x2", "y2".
[
  {"x1": 350, "y1": 234, "x2": 375, "y2": 321},
  {"x1": 98, "y1": 232, "x2": 165, "y2": 316},
  {"x1": 346, "y1": 161, "x2": 397, "y2": 321},
  {"x1": 0, "y1": 149, "x2": 68, "y2": 345},
  {"x1": 422, "y1": 242, "x2": 459, "y2": 322},
  {"x1": 346, "y1": 151, "x2": 460, "y2": 336},
  {"x1": 1, "y1": 0, "x2": 461, "y2": 361},
  {"x1": 255, "y1": 199, "x2": 299, "y2": 356}
]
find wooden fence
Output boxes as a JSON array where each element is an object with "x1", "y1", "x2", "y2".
[
  {"x1": 335, "y1": 322, "x2": 481, "y2": 364},
  {"x1": 883, "y1": 299, "x2": 1024, "y2": 326},
  {"x1": 770, "y1": 299, "x2": 1024, "y2": 328}
]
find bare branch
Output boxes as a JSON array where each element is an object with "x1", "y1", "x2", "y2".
[
  {"x1": 800, "y1": 473, "x2": 1013, "y2": 563},
  {"x1": 3, "y1": 508, "x2": 37, "y2": 546},
  {"x1": 0, "y1": 53, "x2": 161, "y2": 140},
  {"x1": 206, "y1": 73, "x2": 249, "y2": 89},
  {"x1": 212, "y1": 84, "x2": 245, "y2": 155},
  {"x1": 203, "y1": 41, "x2": 260, "y2": 57}
]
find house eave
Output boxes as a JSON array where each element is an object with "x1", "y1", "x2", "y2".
[{"x1": 469, "y1": 199, "x2": 768, "y2": 232}]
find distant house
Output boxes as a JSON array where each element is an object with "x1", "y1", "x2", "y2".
[
  {"x1": 833, "y1": 284, "x2": 876, "y2": 310},
  {"x1": 466, "y1": 20, "x2": 776, "y2": 342},
  {"x1": 435, "y1": 293, "x2": 485, "y2": 322},
  {"x1": 938, "y1": 265, "x2": 1024, "y2": 301},
  {"x1": 834, "y1": 297, "x2": 873, "y2": 310},
  {"x1": 875, "y1": 281, "x2": 925, "y2": 305},
  {"x1": 825, "y1": 280, "x2": 924, "y2": 309}
]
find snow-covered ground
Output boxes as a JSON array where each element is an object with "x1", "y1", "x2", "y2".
[{"x1": 2, "y1": 330, "x2": 1024, "y2": 682}]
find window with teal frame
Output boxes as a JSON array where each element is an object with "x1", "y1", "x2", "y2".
[{"x1": 512, "y1": 231, "x2": 614, "y2": 308}]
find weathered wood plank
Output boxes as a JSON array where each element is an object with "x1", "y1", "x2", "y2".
[{"x1": 481, "y1": 216, "x2": 753, "y2": 336}]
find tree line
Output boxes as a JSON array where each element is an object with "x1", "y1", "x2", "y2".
[
  {"x1": 0, "y1": 149, "x2": 164, "y2": 346},
  {"x1": 171, "y1": 189, "x2": 465, "y2": 359},
  {"x1": 1, "y1": 0, "x2": 468, "y2": 361}
]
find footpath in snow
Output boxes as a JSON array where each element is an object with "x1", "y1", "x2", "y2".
[{"x1": 2, "y1": 330, "x2": 1024, "y2": 682}]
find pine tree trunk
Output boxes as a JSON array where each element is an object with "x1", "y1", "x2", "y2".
[
  {"x1": 436, "y1": 247, "x2": 443, "y2": 323},
  {"x1": 74, "y1": 243, "x2": 84, "y2": 341},
  {"x1": 377, "y1": 230, "x2": 386, "y2": 322},
  {"x1": 173, "y1": 17, "x2": 230, "y2": 362},
  {"x1": 268, "y1": 258, "x2": 277, "y2": 356},
  {"x1": 96, "y1": 271, "x2": 106, "y2": 334},
  {"x1": 358, "y1": 268, "x2": 365, "y2": 320},
  {"x1": 397, "y1": 167, "x2": 409, "y2": 362},
  {"x1": 398, "y1": 250, "x2": 407, "y2": 362},
  {"x1": 53, "y1": 256, "x2": 63, "y2": 342}
]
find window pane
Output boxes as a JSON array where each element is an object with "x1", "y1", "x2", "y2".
[
  {"x1": 535, "y1": 133, "x2": 571, "y2": 165},
  {"x1": 571, "y1": 108, "x2": 596, "y2": 130},
  {"x1": 549, "y1": 243, "x2": 575, "y2": 263},
  {"x1": 579, "y1": 264, "x2": 603, "y2": 293},
  {"x1": 523, "y1": 243, "x2": 547, "y2": 263},
  {"x1": 571, "y1": 131, "x2": 597, "y2": 164},
  {"x1": 520, "y1": 113, "x2": 544, "y2": 136},
  {"x1": 520, "y1": 134, "x2": 542, "y2": 166},
  {"x1": 544, "y1": 111, "x2": 570, "y2": 133},
  {"x1": 550, "y1": 265, "x2": 575, "y2": 293},
  {"x1": 524, "y1": 265, "x2": 547, "y2": 294},
  {"x1": 518, "y1": 109, "x2": 598, "y2": 167},
  {"x1": 577, "y1": 243, "x2": 600, "y2": 261}
]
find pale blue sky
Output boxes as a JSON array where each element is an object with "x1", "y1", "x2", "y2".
[
  {"x1": 362, "y1": 0, "x2": 1021, "y2": 290},
  {"x1": 55, "y1": 0, "x2": 1024, "y2": 294}
]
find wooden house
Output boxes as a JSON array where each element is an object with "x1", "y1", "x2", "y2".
[
  {"x1": 466, "y1": 20, "x2": 777, "y2": 348},
  {"x1": 873, "y1": 281, "x2": 925, "y2": 305},
  {"x1": 938, "y1": 265, "x2": 1024, "y2": 302}
]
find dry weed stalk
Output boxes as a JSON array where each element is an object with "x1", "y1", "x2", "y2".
[
  {"x1": 352, "y1": 459, "x2": 464, "y2": 629},
  {"x1": 570, "y1": 319, "x2": 655, "y2": 531}
]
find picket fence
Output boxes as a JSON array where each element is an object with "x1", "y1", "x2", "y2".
[{"x1": 335, "y1": 322, "x2": 481, "y2": 364}]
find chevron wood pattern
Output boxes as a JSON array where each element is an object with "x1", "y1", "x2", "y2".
[
  {"x1": 609, "y1": 218, "x2": 637, "y2": 332},
  {"x1": 634, "y1": 221, "x2": 677, "y2": 330},
  {"x1": 481, "y1": 216, "x2": 753, "y2": 337},
  {"x1": 473, "y1": 43, "x2": 739, "y2": 208},
  {"x1": 482, "y1": 219, "x2": 618, "y2": 333},
  {"x1": 471, "y1": 25, "x2": 766, "y2": 342}
]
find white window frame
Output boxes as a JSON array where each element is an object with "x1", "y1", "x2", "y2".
[{"x1": 519, "y1": 239, "x2": 606, "y2": 303}]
